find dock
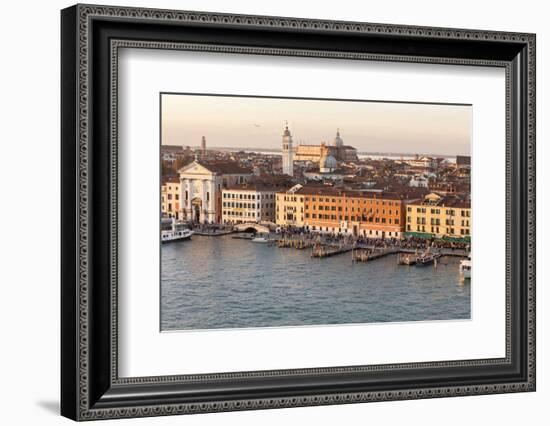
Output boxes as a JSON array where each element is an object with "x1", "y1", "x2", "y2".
[
  {"x1": 352, "y1": 247, "x2": 399, "y2": 262},
  {"x1": 245, "y1": 233, "x2": 469, "y2": 263},
  {"x1": 397, "y1": 252, "x2": 417, "y2": 265},
  {"x1": 311, "y1": 244, "x2": 354, "y2": 258},
  {"x1": 277, "y1": 237, "x2": 314, "y2": 250}
]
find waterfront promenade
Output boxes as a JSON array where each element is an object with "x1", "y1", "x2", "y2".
[
  {"x1": 186, "y1": 222, "x2": 469, "y2": 261},
  {"x1": 268, "y1": 232, "x2": 469, "y2": 260}
]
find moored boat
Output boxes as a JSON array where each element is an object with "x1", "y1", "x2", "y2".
[
  {"x1": 415, "y1": 252, "x2": 440, "y2": 266},
  {"x1": 251, "y1": 236, "x2": 268, "y2": 243},
  {"x1": 232, "y1": 233, "x2": 255, "y2": 240},
  {"x1": 161, "y1": 218, "x2": 193, "y2": 243},
  {"x1": 459, "y1": 258, "x2": 471, "y2": 280}
]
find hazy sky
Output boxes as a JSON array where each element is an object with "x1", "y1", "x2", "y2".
[{"x1": 161, "y1": 94, "x2": 471, "y2": 156}]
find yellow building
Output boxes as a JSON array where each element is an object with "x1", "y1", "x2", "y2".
[
  {"x1": 405, "y1": 192, "x2": 471, "y2": 241},
  {"x1": 275, "y1": 184, "x2": 306, "y2": 228},
  {"x1": 161, "y1": 179, "x2": 181, "y2": 219}
]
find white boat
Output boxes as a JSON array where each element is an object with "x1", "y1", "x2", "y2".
[
  {"x1": 459, "y1": 258, "x2": 471, "y2": 280},
  {"x1": 161, "y1": 219, "x2": 193, "y2": 243},
  {"x1": 415, "y1": 252, "x2": 440, "y2": 266},
  {"x1": 251, "y1": 236, "x2": 268, "y2": 243}
]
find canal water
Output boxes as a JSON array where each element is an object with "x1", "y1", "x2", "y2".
[{"x1": 161, "y1": 235, "x2": 470, "y2": 331}]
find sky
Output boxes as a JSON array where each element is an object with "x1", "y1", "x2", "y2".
[{"x1": 161, "y1": 93, "x2": 471, "y2": 156}]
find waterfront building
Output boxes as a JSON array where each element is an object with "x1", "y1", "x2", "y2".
[
  {"x1": 301, "y1": 187, "x2": 414, "y2": 238},
  {"x1": 161, "y1": 178, "x2": 181, "y2": 219},
  {"x1": 178, "y1": 160, "x2": 252, "y2": 223},
  {"x1": 275, "y1": 184, "x2": 306, "y2": 228},
  {"x1": 281, "y1": 123, "x2": 294, "y2": 176},
  {"x1": 221, "y1": 183, "x2": 281, "y2": 224},
  {"x1": 405, "y1": 192, "x2": 471, "y2": 241},
  {"x1": 275, "y1": 184, "x2": 418, "y2": 238}
]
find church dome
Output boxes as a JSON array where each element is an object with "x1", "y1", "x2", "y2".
[
  {"x1": 320, "y1": 152, "x2": 338, "y2": 173},
  {"x1": 332, "y1": 129, "x2": 344, "y2": 147}
]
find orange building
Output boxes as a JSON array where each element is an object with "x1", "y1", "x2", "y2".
[{"x1": 300, "y1": 187, "x2": 418, "y2": 238}]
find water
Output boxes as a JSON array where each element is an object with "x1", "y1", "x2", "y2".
[{"x1": 161, "y1": 235, "x2": 470, "y2": 331}]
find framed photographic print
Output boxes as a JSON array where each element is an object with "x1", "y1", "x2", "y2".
[{"x1": 61, "y1": 4, "x2": 536, "y2": 421}]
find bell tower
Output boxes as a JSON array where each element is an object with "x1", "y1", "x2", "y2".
[{"x1": 282, "y1": 122, "x2": 294, "y2": 176}]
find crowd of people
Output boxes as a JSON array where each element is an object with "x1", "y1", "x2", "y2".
[
  {"x1": 186, "y1": 221, "x2": 470, "y2": 252},
  {"x1": 275, "y1": 226, "x2": 470, "y2": 251}
]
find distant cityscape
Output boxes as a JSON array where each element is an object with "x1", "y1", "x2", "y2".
[
  {"x1": 161, "y1": 124, "x2": 471, "y2": 242},
  {"x1": 169, "y1": 145, "x2": 460, "y2": 160}
]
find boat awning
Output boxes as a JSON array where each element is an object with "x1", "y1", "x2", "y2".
[
  {"x1": 442, "y1": 235, "x2": 471, "y2": 243},
  {"x1": 404, "y1": 231, "x2": 434, "y2": 239}
]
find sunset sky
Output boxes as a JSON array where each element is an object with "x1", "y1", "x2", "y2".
[{"x1": 161, "y1": 93, "x2": 471, "y2": 156}]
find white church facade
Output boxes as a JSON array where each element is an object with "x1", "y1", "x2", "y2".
[{"x1": 177, "y1": 161, "x2": 252, "y2": 224}]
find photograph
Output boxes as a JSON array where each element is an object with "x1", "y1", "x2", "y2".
[
  {"x1": 160, "y1": 93, "x2": 472, "y2": 331},
  {"x1": 58, "y1": 3, "x2": 536, "y2": 421}
]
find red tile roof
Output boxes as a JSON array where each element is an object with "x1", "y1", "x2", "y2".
[{"x1": 198, "y1": 161, "x2": 253, "y2": 175}]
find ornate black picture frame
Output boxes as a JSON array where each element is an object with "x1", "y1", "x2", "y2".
[{"x1": 61, "y1": 4, "x2": 536, "y2": 421}]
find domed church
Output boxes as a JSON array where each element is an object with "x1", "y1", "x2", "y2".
[
  {"x1": 292, "y1": 128, "x2": 358, "y2": 164},
  {"x1": 319, "y1": 143, "x2": 338, "y2": 173},
  {"x1": 332, "y1": 128, "x2": 344, "y2": 148}
]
